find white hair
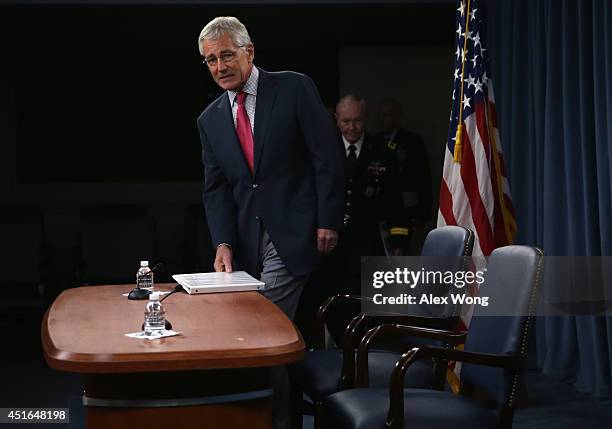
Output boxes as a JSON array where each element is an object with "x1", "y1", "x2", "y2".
[
  {"x1": 336, "y1": 94, "x2": 367, "y2": 113},
  {"x1": 198, "y1": 16, "x2": 251, "y2": 50}
]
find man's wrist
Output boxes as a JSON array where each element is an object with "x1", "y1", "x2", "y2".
[{"x1": 217, "y1": 243, "x2": 232, "y2": 250}]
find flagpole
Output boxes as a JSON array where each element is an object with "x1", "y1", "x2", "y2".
[
  {"x1": 453, "y1": 0, "x2": 472, "y2": 163},
  {"x1": 448, "y1": 1, "x2": 474, "y2": 394}
]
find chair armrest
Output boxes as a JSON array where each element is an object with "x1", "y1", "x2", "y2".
[
  {"x1": 339, "y1": 313, "x2": 369, "y2": 389},
  {"x1": 338, "y1": 313, "x2": 459, "y2": 389},
  {"x1": 314, "y1": 294, "x2": 372, "y2": 350},
  {"x1": 356, "y1": 324, "x2": 467, "y2": 387},
  {"x1": 386, "y1": 346, "x2": 525, "y2": 429},
  {"x1": 360, "y1": 313, "x2": 460, "y2": 330}
]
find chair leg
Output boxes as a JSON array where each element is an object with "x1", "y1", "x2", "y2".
[
  {"x1": 314, "y1": 401, "x2": 326, "y2": 429},
  {"x1": 499, "y1": 407, "x2": 515, "y2": 429},
  {"x1": 293, "y1": 411, "x2": 303, "y2": 429},
  {"x1": 432, "y1": 358, "x2": 448, "y2": 390},
  {"x1": 288, "y1": 380, "x2": 306, "y2": 428},
  {"x1": 290, "y1": 398, "x2": 304, "y2": 429}
]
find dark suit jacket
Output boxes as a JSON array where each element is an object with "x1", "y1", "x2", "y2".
[{"x1": 197, "y1": 68, "x2": 344, "y2": 277}]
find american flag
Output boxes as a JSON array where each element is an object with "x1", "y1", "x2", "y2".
[
  {"x1": 439, "y1": 3, "x2": 517, "y2": 389},
  {"x1": 438, "y1": 0, "x2": 517, "y2": 260}
]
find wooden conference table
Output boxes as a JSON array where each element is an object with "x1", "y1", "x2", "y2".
[{"x1": 42, "y1": 283, "x2": 305, "y2": 429}]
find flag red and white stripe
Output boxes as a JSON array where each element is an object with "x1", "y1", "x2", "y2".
[{"x1": 438, "y1": 86, "x2": 516, "y2": 259}]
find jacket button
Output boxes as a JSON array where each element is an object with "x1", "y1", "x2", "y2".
[
  {"x1": 252, "y1": 183, "x2": 259, "y2": 188},
  {"x1": 255, "y1": 216, "x2": 260, "y2": 220}
]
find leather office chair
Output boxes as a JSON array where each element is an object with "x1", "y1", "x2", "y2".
[
  {"x1": 291, "y1": 226, "x2": 474, "y2": 428},
  {"x1": 0, "y1": 208, "x2": 49, "y2": 316},
  {"x1": 77, "y1": 206, "x2": 158, "y2": 285},
  {"x1": 323, "y1": 245, "x2": 544, "y2": 429},
  {"x1": 183, "y1": 205, "x2": 215, "y2": 273}
]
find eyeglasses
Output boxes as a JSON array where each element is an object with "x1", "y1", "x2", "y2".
[{"x1": 202, "y1": 48, "x2": 243, "y2": 68}]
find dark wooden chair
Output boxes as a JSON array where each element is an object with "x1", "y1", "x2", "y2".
[{"x1": 323, "y1": 245, "x2": 544, "y2": 429}]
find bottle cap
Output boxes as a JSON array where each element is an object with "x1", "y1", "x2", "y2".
[
  {"x1": 149, "y1": 292, "x2": 160, "y2": 300},
  {"x1": 140, "y1": 260, "x2": 149, "y2": 267}
]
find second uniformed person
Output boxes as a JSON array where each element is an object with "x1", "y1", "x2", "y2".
[{"x1": 377, "y1": 98, "x2": 433, "y2": 254}]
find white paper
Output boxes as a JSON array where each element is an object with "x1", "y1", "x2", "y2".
[{"x1": 125, "y1": 329, "x2": 181, "y2": 340}]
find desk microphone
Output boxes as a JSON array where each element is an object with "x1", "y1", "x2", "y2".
[{"x1": 128, "y1": 262, "x2": 165, "y2": 300}]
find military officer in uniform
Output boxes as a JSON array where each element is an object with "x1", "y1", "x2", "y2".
[
  {"x1": 298, "y1": 94, "x2": 409, "y2": 345},
  {"x1": 337, "y1": 94, "x2": 408, "y2": 258}
]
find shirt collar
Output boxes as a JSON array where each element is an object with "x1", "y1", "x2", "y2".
[
  {"x1": 228, "y1": 65, "x2": 259, "y2": 106},
  {"x1": 343, "y1": 133, "x2": 364, "y2": 155}
]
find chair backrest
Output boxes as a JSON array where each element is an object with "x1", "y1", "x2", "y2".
[
  {"x1": 78, "y1": 206, "x2": 157, "y2": 285},
  {"x1": 420, "y1": 225, "x2": 474, "y2": 259},
  {"x1": 0, "y1": 208, "x2": 45, "y2": 285},
  {"x1": 0, "y1": 208, "x2": 48, "y2": 315},
  {"x1": 183, "y1": 205, "x2": 215, "y2": 273},
  {"x1": 416, "y1": 226, "x2": 475, "y2": 319},
  {"x1": 461, "y1": 245, "x2": 544, "y2": 406}
]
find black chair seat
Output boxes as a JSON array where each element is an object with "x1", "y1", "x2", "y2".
[
  {"x1": 324, "y1": 387, "x2": 497, "y2": 429},
  {"x1": 291, "y1": 349, "x2": 433, "y2": 402},
  {"x1": 292, "y1": 350, "x2": 343, "y2": 400}
]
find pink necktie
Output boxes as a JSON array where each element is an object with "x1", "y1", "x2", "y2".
[{"x1": 235, "y1": 92, "x2": 254, "y2": 173}]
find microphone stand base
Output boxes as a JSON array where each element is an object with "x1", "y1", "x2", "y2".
[
  {"x1": 128, "y1": 288, "x2": 151, "y2": 300},
  {"x1": 141, "y1": 320, "x2": 173, "y2": 331}
]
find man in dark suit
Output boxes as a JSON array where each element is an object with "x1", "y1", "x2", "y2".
[{"x1": 197, "y1": 17, "x2": 344, "y2": 320}]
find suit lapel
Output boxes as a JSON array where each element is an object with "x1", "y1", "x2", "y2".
[{"x1": 253, "y1": 69, "x2": 278, "y2": 177}]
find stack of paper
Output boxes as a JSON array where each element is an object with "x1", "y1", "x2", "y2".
[{"x1": 172, "y1": 271, "x2": 265, "y2": 294}]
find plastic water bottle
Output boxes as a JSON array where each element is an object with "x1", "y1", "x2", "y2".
[
  {"x1": 137, "y1": 260, "x2": 154, "y2": 291},
  {"x1": 144, "y1": 292, "x2": 166, "y2": 334}
]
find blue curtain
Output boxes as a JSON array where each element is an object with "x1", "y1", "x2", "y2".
[{"x1": 487, "y1": 0, "x2": 612, "y2": 398}]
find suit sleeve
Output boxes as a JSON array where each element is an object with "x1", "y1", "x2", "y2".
[
  {"x1": 198, "y1": 117, "x2": 238, "y2": 249},
  {"x1": 296, "y1": 75, "x2": 345, "y2": 231}
]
